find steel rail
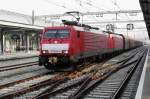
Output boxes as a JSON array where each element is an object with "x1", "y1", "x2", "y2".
[
  {"x1": 0, "y1": 77, "x2": 65, "y2": 99},
  {"x1": 69, "y1": 49, "x2": 146, "y2": 99},
  {"x1": 35, "y1": 48, "x2": 144, "y2": 99},
  {"x1": 0, "y1": 47, "x2": 144, "y2": 99},
  {"x1": 111, "y1": 49, "x2": 148, "y2": 99},
  {"x1": 0, "y1": 61, "x2": 38, "y2": 72},
  {"x1": 0, "y1": 71, "x2": 53, "y2": 89},
  {"x1": 34, "y1": 76, "x2": 89, "y2": 99},
  {"x1": 69, "y1": 59, "x2": 139, "y2": 99}
]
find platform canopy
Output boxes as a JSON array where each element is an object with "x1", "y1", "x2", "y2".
[
  {"x1": 139, "y1": 0, "x2": 150, "y2": 38},
  {"x1": 0, "y1": 20, "x2": 43, "y2": 32}
]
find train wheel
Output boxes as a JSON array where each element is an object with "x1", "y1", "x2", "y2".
[
  {"x1": 44, "y1": 63, "x2": 53, "y2": 70},
  {"x1": 71, "y1": 65, "x2": 78, "y2": 71},
  {"x1": 38, "y1": 61, "x2": 42, "y2": 66}
]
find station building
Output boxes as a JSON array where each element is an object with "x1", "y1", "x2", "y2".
[
  {"x1": 0, "y1": 23, "x2": 42, "y2": 54},
  {"x1": 0, "y1": 10, "x2": 61, "y2": 55},
  {"x1": 0, "y1": 10, "x2": 41, "y2": 54}
]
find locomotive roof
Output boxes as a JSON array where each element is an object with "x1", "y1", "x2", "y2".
[
  {"x1": 43, "y1": 25, "x2": 141, "y2": 41},
  {"x1": 44, "y1": 25, "x2": 108, "y2": 35},
  {"x1": 73, "y1": 26, "x2": 107, "y2": 35}
]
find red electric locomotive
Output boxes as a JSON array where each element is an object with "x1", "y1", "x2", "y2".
[{"x1": 39, "y1": 20, "x2": 142, "y2": 70}]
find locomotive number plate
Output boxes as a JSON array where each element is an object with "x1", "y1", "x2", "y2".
[{"x1": 50, "y1": 50, "x2": 61, "y2": 53}]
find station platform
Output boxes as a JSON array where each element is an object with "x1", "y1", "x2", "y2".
[
  {"x1": 0, "y1": 51, "x2": 39, "y2": 61},
  {"x1": 135, "y1": 46, "x2": 150, "y2": 99}
]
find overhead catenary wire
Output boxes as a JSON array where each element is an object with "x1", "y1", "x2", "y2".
[
  {"x1": 74, "y1": 0, "x2": 104, "y2": 26},
  {"x1": 74, "y1": 0, "x2": 128, "y2": 27},
  {"x1": 43, "y1": 0, "x2": 74, "y2": 11},
  {"x1": 75, "y1": 0, "x2": 113, "y2": 12},
  {"x1": 110, "y1": 0, "x2": 130, "y2": 20},
  {"x1": 41, "y1": 0, "x2": 144, "y2": 34}
]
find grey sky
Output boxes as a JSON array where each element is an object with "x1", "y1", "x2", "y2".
[{"x1": 0, "y1": 0, "x2": 141, "y2": 15}]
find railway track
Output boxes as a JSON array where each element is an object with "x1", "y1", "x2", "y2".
[
  {"x1": 119, "y1": 48, "x2": 147, "y2": 99},
  {"x1": 0, "y1": 47, "x2": 147, "y2": 99},
  {"x1": 0, "y1": 72, "x2": 59, "y2": 98},
  {"x1": 32, "y1": 47, "x2": 147, "y2": 99},
  {"x1": 0, "y1": 51, "x2": 112, "y2": 99},
  {"x1": 0, "y1": 70, "x2": 53, "y2": 89},
  {"x1": 0, "y1": 61, "x2": 38, "y2": 72},
  {"x1": 0, "y1": 59, "x2": 107, "y2": 99}
]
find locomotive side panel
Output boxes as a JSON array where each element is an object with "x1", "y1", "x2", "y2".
[
  {"x1": 123, "y1": 36, "x2": 131, "y2": 50},
  {"x1": 108, "y1": 34, "x2": 115, "y2": 52},
  {"x1": 69, "y1": 28, "x2": 84, "y2": 62},
  {"x1": 108, "y1": 34, "x2": 124, "y2": 52},
  {"x1": 83, "y1": 31, "x2": 109, "y2": 58},
  {"x1": 113, "y1": 35, "x2": 124, "y2": 52}
]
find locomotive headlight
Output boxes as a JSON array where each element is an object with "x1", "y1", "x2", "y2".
[
  {"x1": 43, "y1": 50, "x2": 46, "y2": 53},
  {"x1": 42, "y1": 50, "x2": 48, "y2": 53},
  {"x1": 64, "y1": 50, "x2": 68, "y2": 53},
  {"x1": 62, "y1": 50, "x2": 68, "y2": 54}
]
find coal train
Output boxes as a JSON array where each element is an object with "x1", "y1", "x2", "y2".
[{"x1": 39, "y1": 20, "x2": 143, "y2": 70}]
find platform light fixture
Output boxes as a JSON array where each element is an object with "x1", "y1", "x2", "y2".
[
  {"x1": 106, "y1": 24, "x2": 115, "y2": 32},
  {"x1": 127, "y1": 24, "x2": 134, "y2": 30}
]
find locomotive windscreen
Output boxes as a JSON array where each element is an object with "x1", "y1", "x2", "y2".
[{"x1": 44, "y1": 29, "x2": 69, "y2": 38}]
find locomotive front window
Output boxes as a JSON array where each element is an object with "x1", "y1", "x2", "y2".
[{"x1": 44, "y1": 29, "x2": 69, "y2": 38}]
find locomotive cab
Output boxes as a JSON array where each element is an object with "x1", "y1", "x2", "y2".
[{"x1": 39, "y1": 27, "x2": 71, "y2": 69}]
